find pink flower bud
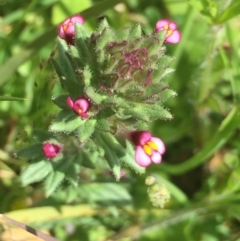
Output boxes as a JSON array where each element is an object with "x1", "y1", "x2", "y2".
[
  {"x1": 129, "y1": 131, "x2": 165, "y2": 167},
  {"x1": 155, "y1": 19, "x2": 181, "y2": 44},
  {"x1": 67, "y1": 97, "x2": 90, "y2": 118},
  {"x1": 42, "y1": 142, "x2": 63, "y2": 159},
  {"x1": 58, "y1": 14, "x2": 84, "y2": 45}
]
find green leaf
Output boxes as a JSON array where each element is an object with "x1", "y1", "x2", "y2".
[
  {"x1": 129, "y1": 24, "x2": 142, "y2": 40},
  {"x1": 82, "y1": 151, "x2": 96, "y2": 169},
  {"x1": 78, "y1": 183, "x2": 132, "y2": 202},
  {"x1": 115, "y1": 27, "x2": 130, "y2": 41},
  {"x1": 121, "y1": 141, "x2": 145, "y2": 175},
  {"x1": 44, "y1": 171, "x2": 65, "y2": 197},
  {"x1": 85, "y1": 86, "x2": 107, "y2": 104},
  {"x1": 16, "y1": 143, "x2": 42, "y2": 159},
  {"x1": 57, "y1": 40, "x2": 82, "y2": 96},
  {"x1": 21, "y1": 160, "x2": 53, "y2": 186},
  {"x1": 95, "y1": 27, "x2": 114, "y2": 51},
  {"x1": 44, "y1": 156, "x2": 75, "y2": 196},
  {"x1": 51, "y1": 58, "x2": 66, "y2": 89},
  {"x1": 94, "y1": 132, "x2": 121, "y2": 180},
  {"x1": 140, "y1": 82, "x2": 168, "y2": 101},
  {"x1": 65, "y1": 163, "x2": 80, "y2": 187},
  {"x1": 160, "y1": 106, "x2": 240, "y2": 175},
  {"x1": 216, "y1": 0, "x2": 240, "y2": 23},
  {"x1": 95, "y1": 118, "x2": 110, "y2": 132},
  {"x1": 49, "y1": 109, "x2": 86, "y2": 133},
  {"x1": 33, "y1": 129, "x2": 52, "y2": 142},
  {"x1": 100, "y1": 133, "x2": 125, "y2": 158},
  {"x1": 77, "y1": 119, "x2": 96, "y2": 142},
  {"x1": 52, "y1": 94, "x2": 69, "y2": 109},
  {"x1": 160, "y1": 89, "x2": 177, "y2": 102},
  {"x1": 96, "y1": 18, "x2": 110, "y2": 33},
  {"x1": 75, "y1": 23, "x2": 91, "y2": 64},
  {"x1": 122, "y1": 103, "x2": 172, "y2": 122},
  {"x1": 0, "y1": 96, "x2": 25, "y2": 101}
]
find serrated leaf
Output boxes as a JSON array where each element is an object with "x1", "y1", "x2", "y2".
[
  {"x1": 96, "y1": 27, "x2": 113, "y2": 50},
  {"x1": 85, "y1": 86, "x2": 107, "y2": 104},
  {"x1": 97, "y1": 18, "x2": 110, "y2": 33},
  {"x1": 115, "y1": 27, "x2": 130, "y2": 41},
  {"x1": 94, "y1": 132, "x2": 121, "y2": 178},
  {"x1": 49, "y1": 109, "x2": 86, "y2": 133},
  {"x1": 21, "y1": 160, "x2": 53, "y2": 186},
  {"x1": 44, "y1": 156, "x2": 75, "y2": 196},
  {"x1": 57, "y1": 40, "x2": 81, "y2": 96},
  {"x1": 95, "y1": 118, "x2": 110, "y2": 132},
  {"x1": 140, "y1": 82, "x2": 168, "y2": 101},
  {"x1": 121, "y1": 141, "x2": 145, "y2": 174},
  {"x1": 122, "y1": 103, "x2": 172, "y2": 121},
  {"x1": 44, "y1": 171, "x2": 65, "y2": 197},
  {"x1": 77, "y1": 119, "x2": 96, "y2": 142},
  {"x1": 75, "y1": 23, "x2": 92, "y2": 64},
  {"x1": 82, "y1": 151, "x2": 96, "y2": 169},
  {"x1": 100, "y1": 133, "x2": 125, "y2": 158},
  {"x1": 65, "y1": 163, "x2": 80, "y2": 187},
  {"x1": 160, "y1": 89, "x2": 177, "y2": 102},
  {"x1": 51, "y1": 58, "x2": 65, "y2": 89},
  {"x1": 52, "y1": 94, "x2": 69, "y2": 109},
  {"x1": 33, "y1": 129, "x2": 52, "y2": 142},
  {"x1": 129, "y1": 24, "x2": 142, "y2": 40},
  {"x1": 16, "y1": 143, "x2": 42, "y2": 159}
]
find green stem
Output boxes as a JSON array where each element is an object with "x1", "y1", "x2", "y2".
[{"x1": 160, "y1": 106, "x2": 240, "y2": 175}]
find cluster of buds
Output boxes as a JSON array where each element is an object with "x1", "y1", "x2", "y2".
[{"x1": 18, "y1": 14, "x2": 181, "y2": 196}]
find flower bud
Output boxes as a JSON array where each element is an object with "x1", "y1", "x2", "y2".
[
  {"x1": 58, "y1": 14, "x2": 84, "y2": 45},
  {"x1": 42, "y1": 142, "x2": 63, "y2": 158}
]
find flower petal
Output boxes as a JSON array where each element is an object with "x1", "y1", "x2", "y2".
[
  {"x1": 166, "y1": 30, "x2": 181, "y2": 44},
  {"x1": 65, "y1": 25, "x2": 75, "y2": 36},
  {"x1": 168, "y1": 22, "x2": 177, "y2": 30},
  {"x1": 150, "y1": 137, "x2": 165, "y2": 154},
  {"x1": 75, "y1": 98, "x2": 90, "y2": 112},
  {"x1": 138, "y1": 131, "x2": 151, "y2": 146},
  {"x1": 67, "y1": 97, "x2": 74, "y2": 108},
  {"x1": 151, "y1": 151, "x2": 162, "y2": 164},
  {"x1": 135, "y1": 146, "x2": 152, "y2": 167},
  {"x1": 155, "y1": 19, "x2": 171, "y2": 31},
  {"x1": 71, "y1": 15, "x2": 84, "y2": 24},
  {"x1": 58, "y1": 26, "x2": 66, "y2": 39}
]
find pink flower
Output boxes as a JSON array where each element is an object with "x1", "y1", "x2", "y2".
[
  {"x1": 42, "y1": 142, "x2": 63, "y2": 159},
  {"x1": 155, "y1": 19, "x2": 181, "y2": 44},
  {"x1": 58, "y1": 14, "x2": 84, "y2": 45},
  {"x1": 67, "y1": 97, "x2": 90, "y2": 118},
  {"x1": 130, "y1": 131, "x2": 165, "y2": 167}
]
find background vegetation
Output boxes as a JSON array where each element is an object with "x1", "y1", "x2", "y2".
[{"x1": 1, "y1": 0, "x2": 240, "y2": 240}]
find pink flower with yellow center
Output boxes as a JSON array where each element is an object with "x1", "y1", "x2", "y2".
[
  {"x1": 130, "y1": 131, "x2": 165, "y2": 167},
  {"x1": 42, "y1": 142, "x2": 63, "y2": 159},
  {"x1": 155, "y1": 19, "x2": 181, "y2": 44},
  {"x1": 67, "y1": 97, "x2": 90, "y2": 118},
  {"x1": 58, "y1": 14, "x2": 84, "y2": 45}
]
